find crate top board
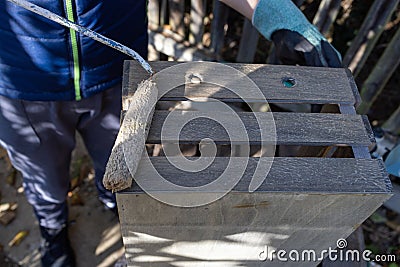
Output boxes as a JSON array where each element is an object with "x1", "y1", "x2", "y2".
[
  {"x1": 122, "y1": 61, "x2": 360, "y2": 108},
  {"x1": 119, "y1": 61, "x2": 391, "y2": 196}
]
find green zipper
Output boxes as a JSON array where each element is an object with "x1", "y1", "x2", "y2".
[{"x1": 65, "y1": 0, "x2": 81, "y2": 101}]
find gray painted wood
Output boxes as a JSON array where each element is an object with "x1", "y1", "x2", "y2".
[
  {"x1": 138, "y1": 111, "x2": 372, "y2": 146},
  {"x1": 117, "y1": 192, "x2": 390, "y2": 267},
  {"x1": 351, "y1": 146, "x2": 371, "y2": 159},
  {"x1": 116, "y1": 61, "x2": 392, "y2": 267},
  {"x1": 339, "y1": 104, "x2": 374, "y2": 159},
  {"x1": 345, "y1": 69, "x2": 362, "y2": 108},
  {"x1": 122, "y1": 61, "x2": 357, "y2": 109},
  {"x1": 122, "y1": 157, "x2": 391, "y2": 194},
  {"x1": 321, "y1": 227, "x2": 366, "y2": 267}
]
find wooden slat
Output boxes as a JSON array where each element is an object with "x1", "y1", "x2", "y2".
[
  {"x1": 118, "y1": 192, "x2": 389, "y2": 266},
  {"x1": 345, "y1": 68, "x2": 362, "y2": 107},
  {"x1": 312, "y1": 0, "x2": 341, "y2": 36},
  {"x1": 137, "y1": 111, "x2": 372, "y2": 146},
  {"x1": 123, "y1": 61, "x2": 357, "y2": 108},
  {"x1": 210, "y1": 0, "x2": 229, "y2": 56},
  {"x1": 123, "y1": 157, "x2": 391, "y2": 194},
  {"x1": 236, "y1": 19, "x2": 259, "y2": 63},
  {"x1": 343, "y1": 0, "x2": 399, "y2": 77},
  {"x1": 118, "y1": 193, "x2": 389, "y2": 266},
  {"x1": 339, "y1": 104, "x2": 374, "y2": 159},
  {"x1": 148, "y1": 0, "x2": 160, "y2": 27},
  {"x1": 189, "y1": 0, "x2": 205, "y2": 45}
]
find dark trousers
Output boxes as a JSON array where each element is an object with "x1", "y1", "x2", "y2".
[{"x1": 0, "y1": 85, "x2": 121, "y2": 229}]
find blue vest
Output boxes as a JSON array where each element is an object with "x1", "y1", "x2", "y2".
[{"x1": 0, "y1": 0, "x2": 148, "y2": 101}]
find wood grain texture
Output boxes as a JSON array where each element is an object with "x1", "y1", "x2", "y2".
[
  {"x1": 122, "y1": 157, "x2": 391, "y2": 194},
  {"x1": 339, "y1": 104, "x2": 374, "y2": 159},
  {"x1": 345, "y1": 68, "x2": 362, "y2": 107},
  {"x1": 116, "y1": 61, "x2": 391, "y2": 267},
  {"x1": 117, "y1": 192, "x2": 390, "y2": 266},
  {"x1": 122, "y1": 61, "x2": 357, "y2": 110},
  {"x1": 121, "y1": 110, "x2": 372, "y2": 146}
]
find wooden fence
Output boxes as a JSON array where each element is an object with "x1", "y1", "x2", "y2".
[{"x1": 147, "y1": 0, "x2": 400, "y2": 133}]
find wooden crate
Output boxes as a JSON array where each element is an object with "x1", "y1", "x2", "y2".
[{"x1": 116, "y1": 61, "x2": 391, "y2": 266}]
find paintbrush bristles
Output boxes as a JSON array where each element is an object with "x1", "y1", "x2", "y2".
[{"x1": 103, "y1": 79, "x2": 158, "y2": 192}]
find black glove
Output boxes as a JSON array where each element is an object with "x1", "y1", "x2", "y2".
[{"x1": 271, "y1": 29, "x2": 342, "y2": 68}]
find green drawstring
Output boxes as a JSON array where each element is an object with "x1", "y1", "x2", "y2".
[{"x1": 65, "y1": 0, "x2": 81, "y2": 101}]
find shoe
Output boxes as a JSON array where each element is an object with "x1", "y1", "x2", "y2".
[
  {"x1": 98, "y1": 196, "x2": 118, "y2": 215},
  {"x1": 370, "y1": 127, "x2": 398, "y2": 160},
  {"x1": 114, "y1": 254, "x2": 128, "y2": 267},
  {"x1": 39, "y1": 226, "x2": 76, "y2": 267}
]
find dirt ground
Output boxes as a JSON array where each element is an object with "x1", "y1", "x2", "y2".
[{"x1": 0, "y1": 136, "x2": 125, "y2": 266}]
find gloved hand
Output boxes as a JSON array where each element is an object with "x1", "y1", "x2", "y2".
[{"x1": 252, "y1": 0, "x2": 342, "y2": 67}]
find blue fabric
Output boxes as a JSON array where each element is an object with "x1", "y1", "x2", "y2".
[
  {"x1": 385, "y1": 144, "x2": 400, "y2": 177},
  {"x1": 0, "y1": 85, "x2": 121, "y2": 228},
  {"x1": 252, "y1": 0, "x2": 341, "y2": 65},
  {"x1": 0, "y1": 0, "x2": 148, "y2": 101}
]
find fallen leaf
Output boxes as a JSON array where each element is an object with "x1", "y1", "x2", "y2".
[
  {"x1": 6, "y1": 168, "x2": 17, "y2": 186},
  {"x1": 68, "y1": 191, "x2": 84, "y2": 206},
  {"x1": 79, "y1": 164, "x2": 91, "y2": 180},
  {"x1": 8, "y1": 230, "x2": 29, "y2": 247},
  {"x1": 9, "y1": 203, "x2": 17, "y2": 211},
  {"x1": 70, "y1": 155, "x2": 91, "y2": 188},
  {"x1": 0, "y1": 202, "x2": 17, "y2": 213},
  {"x1": 0, "y1": 211, "x2": 16, "y2": 225},
  {"x1": 0, "y1": 203, "x2": 10, "y2": 213}
]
